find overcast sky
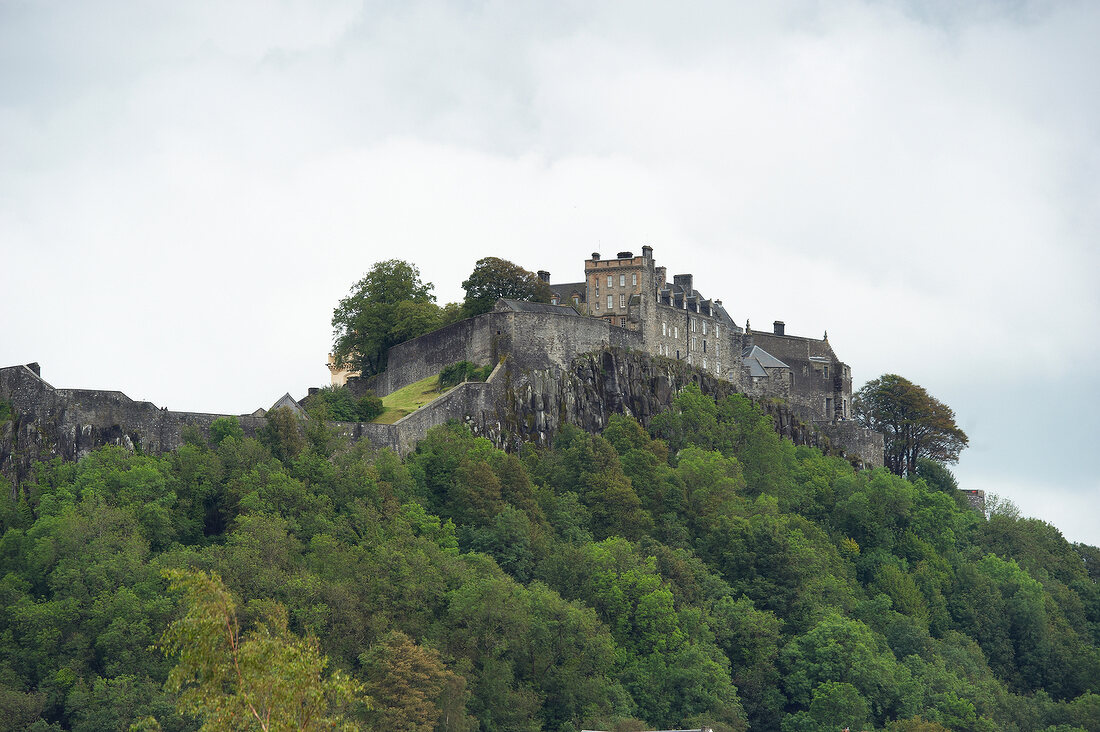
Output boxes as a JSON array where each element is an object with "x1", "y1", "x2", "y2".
[{"x1": 3, "y1": 1, "x2": 1098, "y2": 544}]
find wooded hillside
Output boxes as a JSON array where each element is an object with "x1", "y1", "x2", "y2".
[{"x1": 0, "y1": 387, "x2": 1096, "y2": 731}]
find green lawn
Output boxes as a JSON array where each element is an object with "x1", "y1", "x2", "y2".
[{"x1": 373, "y1": 374, "x2": 451, "y2": 424}]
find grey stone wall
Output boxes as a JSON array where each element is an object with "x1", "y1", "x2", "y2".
[
  {"x1": 817, "y1": 420, "x2": 885, "y2": 470},
  {"x1": 362, "y1": 313, "x2": 507, "y2": 397},
  {"x1": 2, "y1": 343, "x2": 882, "y2": 495},
  {"x1": 0, "y1": 364, "x2": 269, "y2": 488}
]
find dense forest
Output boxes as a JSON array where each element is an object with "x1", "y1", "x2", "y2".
[{"x1": 0, "y1": 387, "x2": 1098, "y2": 731}]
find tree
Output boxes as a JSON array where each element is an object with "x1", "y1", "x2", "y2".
[
  {"x1": 853, "y1": 374, "x2": 968, "y2": 477},
  {"x1": 158, "y1": 568, "x2": 366, "y2": 731},
  {"x1": 360, "y1": 630, "x2": 475, "y2": 732},
  {"x1": 332, "y1": 260, "x2": 439, "y2": 377},
  {"x1": 460, "y1": 257, "x2": 552, "y2": 317}
]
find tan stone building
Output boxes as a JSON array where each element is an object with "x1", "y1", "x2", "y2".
[{"x1": 545, "y1": 246, "x2": 853, "y2": 425}]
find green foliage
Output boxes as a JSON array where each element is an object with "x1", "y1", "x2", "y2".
[
  {"x1": 306, "y1": 386, "x2": 383, "y2": 423},
  {"x1": 854, "y1": 373, "x2": 969, "y2": 476},
  {"x1": 158, "y1": 568, "x2": 366, "y2": 730},
  {"x1": 0, "y1": 383, "x2": 1097, "y2": 732},
  {"x1": 331, "y1": 259, "x2": 440, "y2": 377},
  {"x1": 0, "y1": 396, "x2": 13, "y2": 422},
  {"x1": 360, "y1": 630, "x2": 475, "y2": 731},
  {"x1": 258, "y1": 407, "x2": 305, "y2": 463},
  {"x1": 460, "y1": 256, "x2": 552, "y2": 317},
  {"x1": 209, "y1": 416, "x2": 243, "y2": 446},
  {"x1": 438, "y1": 361, "x2": 493, "y2": 390}
]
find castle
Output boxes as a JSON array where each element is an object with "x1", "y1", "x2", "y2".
[
  {"x1": 536, "y1": 246, "x2": 853, "y2": 427},
  {"x1": 2, "y1": 248, "x2": 882, "y2": 489}
]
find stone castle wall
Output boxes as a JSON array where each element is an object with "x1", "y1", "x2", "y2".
[
  {"x1": 0, "y1": 364, "x2": 271, "y2": 487},
  {"x1": 2, "y1": 309, "x2": 884, "y2": 490},
  {"x1": 355, "y1": 309, "x2": 642, "y2": 398}
]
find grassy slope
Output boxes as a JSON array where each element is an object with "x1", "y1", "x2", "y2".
[{"x1": 373, "y1": 374, "x2": 451, "y2": 424}]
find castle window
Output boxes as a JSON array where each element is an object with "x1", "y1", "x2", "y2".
[
  {"x1": 607, "y1": 275, "x2": 613, "y2": 287},
  {"x1": 619, "y1": 274, "x2": 625, "y2": 287},
  {"x1": 691, "y1": 318, "x2": 696, "y2": 332},
  {"x1": 824, "y1": 366, "x2": 829, "y2": 379},
  {"x1": 607, "y1": 294, "x2": 614, "y2": 310},
  {"x1": 632, "y1": 273, "x2": 637, "y2": 286},
  {"x1": 573, "y1": 296, "x2": 579, "y2": 305},
  {"x1": 716, "y1": 360, "x2": 721, "y2": 374},
  {"x1": 688, "y1": 354, "x2": 693, "y2": 365},
  {"x1": 691, "y1": 336, "x2": 697, "y2": 350},
  {"x1": 702, "y1": 321, "x2": 707, "y2": 335},
  {"x1": 551, "y1": 297, "x2": 559, "y2": 305},
  {"x1": 619, "y1": 294, "x2": 625, "y2": 308},
  {"x1": 662, "y1": 322, "x2": 667, "y2": 336},
  {"x1": 703, "y1": 357, "x2": 707, "y2": 369},
  {"x1": 674, "y1": 326, "x2": 679, "y2": 339},
  {"x1": 703, "y1": 340, "x2": 707, "y2": 353}
]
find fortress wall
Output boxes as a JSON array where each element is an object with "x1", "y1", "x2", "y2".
[
  {"x1": 817, "y1": 420, "x2": 885, "y2": 469},
  {"x1": 0, "y1": 365, "x2": 272, "y2": 485},
  {"x1": 506, "y1": 311, "x2": 643, "y2": 371},
  {"x1": 372, "y1": 313, "x2": 508, "y2": 397},
  {"x1": 391, "y1": 380, "x2": 497, "y2": 454},
  {"x1": 369, "y1": 309, "x2": 643, "y2": 398}
]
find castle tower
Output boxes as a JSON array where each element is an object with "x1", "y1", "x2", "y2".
[{"x1": 584, "y1": 249, "x2": 653, "y2": 332}]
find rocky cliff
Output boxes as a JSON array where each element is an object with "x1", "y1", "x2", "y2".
[{"x1": 478, "y1": 349, "x2": 880, "y2": 466}]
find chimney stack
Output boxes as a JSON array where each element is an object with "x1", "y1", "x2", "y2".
[
  {"x1": 537, "y1": 270, "x2": 550, "y2": 283},
  {"x1": 773, "y1": 321, "x2": 785, "y2": 336},
  {"x1": 673, "y1": 274, "x2": 693, "y2": 295},
  {"x1": 642, "y1": 245, "x2": 653, "y2": 260},
  {"x1": 616, "y1": 251, "x2": 633, "y2": 259},
  {"x1": 591, "y1": 252, "x2": 600, "y2": 261}
]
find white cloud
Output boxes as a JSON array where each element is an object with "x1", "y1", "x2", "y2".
[{"x1": 2, "y1": 0, "x2": 1099, "y2": 542}]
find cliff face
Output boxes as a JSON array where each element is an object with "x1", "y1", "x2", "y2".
[
  {"x1": 1, "y1": 351, "x2": 883, "y2": 497},
  {"x1": 479, "y1": 349, "x2": 879, "y2": 466}
]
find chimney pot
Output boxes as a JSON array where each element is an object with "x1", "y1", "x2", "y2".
[
  {"x1": 616, "y1": 251, "x2": 633, "y2": 259},
  {"x1": 591, "y1": 252, "x2": 600, "y2": 261}
]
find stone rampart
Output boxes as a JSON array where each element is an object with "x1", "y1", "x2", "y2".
[
  {"x1": 352, "y1": 309, "x2": 642, "y2": 398},
  {"x1": 814, "y1": 420, "x2": 884, "y2": 470},
  {"x1": 0, "y1": 365, "x2": 270, "y2": 487},
  {"x1": 366, "y1": 313, "x2": 508, "y2": 397},
  {"x1": 3, "y1": 337, "x2": 882, "y2": 492}
]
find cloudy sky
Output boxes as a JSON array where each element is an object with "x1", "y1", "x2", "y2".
[{"x1": 3, "y1": 1, "x2": 1098, "y2": 544}]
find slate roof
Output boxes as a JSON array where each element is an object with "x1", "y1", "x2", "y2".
[
  {"x1": 269, "y1": 392, "x2": 305, "y2": 416},
  {"x1": 742, "y1": 345, "x2": 790, "y2": 377},
  {"x1": 549, "y1": 281, "x2": 587, "y2": 303}
]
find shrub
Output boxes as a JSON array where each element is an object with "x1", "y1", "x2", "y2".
[
  {"x1": 438, "y1": 361, "x2": 492, "y2": 390},
  {"x1": 209, "y1": 416, "x2": 243, "y2": 445},
  {"x1": 356, "y1": 392, "x2": 384, "y2": 421}
]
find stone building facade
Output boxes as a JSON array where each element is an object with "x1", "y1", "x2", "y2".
[{"x1": 545, "y1": 246, "x2": 851, "y2": 426}]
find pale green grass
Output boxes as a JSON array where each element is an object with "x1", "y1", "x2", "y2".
[{"x1": 373, "y1": 374, "x2": 450, "y2": 424}]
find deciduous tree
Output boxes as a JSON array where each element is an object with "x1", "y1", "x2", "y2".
[
  {"x1": 460, "y1": 257, "x2": 552, "y2": 317},
  {"x1": 332, "y1": 260, "x2": 440, "y2": 377},
  {"x1": 158, "y1": 568, "x2": 366, "y2": 731},
  {"x1": 853, "y1": 374, "x2": 968, "y2": 477}
]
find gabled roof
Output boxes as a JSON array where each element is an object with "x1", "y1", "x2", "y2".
[
  {"x1": 269, "y1": 392, "x2": 304, "y2": 415},
  {"x1": 742, "y1": 345, "x2": 789, "y2": 377},
  {"x1": 494, "y1": 298, "x2": 582, "y2": 316},
  {"x1": 712, "y1": 302, "x2": 741, "y2": 331},
  {"x1": 549, "y1": 281, "x2": 586, "y2": 302}
]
